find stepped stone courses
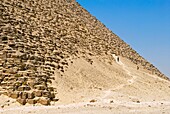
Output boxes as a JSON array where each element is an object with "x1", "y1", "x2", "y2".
[{"x1": 0, "y1": 0, "x2": 169, "y2": 105}]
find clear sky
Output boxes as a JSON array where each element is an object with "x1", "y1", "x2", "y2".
[{"x1": 76, "y1": 0, "x2": 170, "y2": 78}]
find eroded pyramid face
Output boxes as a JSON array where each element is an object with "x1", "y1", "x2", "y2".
[{"x1": 0, "y1": 0, "x2": 167, "y2": 105}]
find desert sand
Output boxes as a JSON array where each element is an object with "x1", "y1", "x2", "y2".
[
  {"x1": 0, "y1": 55, "x2": 170, "y2": 114},
  {"x1": 1, "y1": 0, "x2": 170, "y2": 113}
]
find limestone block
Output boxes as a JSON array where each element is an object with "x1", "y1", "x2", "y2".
[
  {"x1": 42, "y1": 91, "x2": 50, "y2": 97},
  {"x1": 10, "y1": 92, "x2": 19, "y2": 99},
  {"x1": 27, "y1": 92, "x2": 35, "y2": 99},
  {"x1": 21, "y1": 92, "x2": 28, "y2": 99},
  {"x1": 8, "y1": 41, "x2": 16, "y2": 47},
  {"x1": 49, "y1": 92, "x2": 55, "y2": 99},
  {"x1": 17, "y1": 98, "x2": 27, "y2": 105},
  {"x1": 35, "y1": 85, "x2": 46, "y2": 90},
  {"x1": 0, "y1": 82, "x2": 7, "y2": 86},
  {"x1": 17, "y1": 86, "x2": 25, "y2": 91},
  {"x1": 33, "y1": 91, "x2": 42, "y2": 97},
  {"x1": 24, "y1": 86, "x2": 31, "y2": 91},
  {"x1": 27, "y1": 99, "x2": 37, "y2": 104},
  {"x1": 27, "y1": 81, "x2": 35, "y2": 88},
  {"x1": 37, "y1": 98, "x2": 50, "y2": 105}
]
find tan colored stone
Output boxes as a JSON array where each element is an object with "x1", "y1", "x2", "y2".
[
  {"x1": 10, "y1": 92, "x2": 19, "y2": 99},
  {"x1": 27, "y1": 92, "x2": 35, "y2": 99},
  {"x1": 17, "y1": 86, "x2": 24, "y2": 91},
  {"x1": 0, "y1": 0, "x2": 169, "y2": 107},
  {"x1": 17, "y1": 98, "x2": 27, "y2": 105},
  {"x1": 24, "y1": 86, "x2": 31, "y2": 91},
  {"x1": 33, "y1": 91, "x2": 42, "y2": 97},
  {"x1": 35, "y1": 85, "x2": 45, "y2": 90},
  {"x1": 27, "y1": 99, "x2": 37, "y2": 104},
  {"x1": 37, "y1": 98, "x2": 50, "y2": 105},
  {"x1": 21, "y1": 92, "x2": 28, "y2": 99},
  {"x1": 42, "y1": 91, "x2": 50, "y2": 97}
]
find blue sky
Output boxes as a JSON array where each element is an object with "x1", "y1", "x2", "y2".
[{"x1": 77, "y1": 0, "x2": 170, "y2": 77}]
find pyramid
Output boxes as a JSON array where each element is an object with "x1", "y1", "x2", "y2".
[{"x1": 0, "y1": 0, "x2": 169, "y2": 105}]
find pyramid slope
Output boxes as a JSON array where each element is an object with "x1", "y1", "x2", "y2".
[{"x1": 0, "y1": 0, "x2": 169, "y2": 105}]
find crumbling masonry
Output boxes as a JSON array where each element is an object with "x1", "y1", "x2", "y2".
[{"x1": 0, "y1": 0, "x2": 169, "y2": 105}]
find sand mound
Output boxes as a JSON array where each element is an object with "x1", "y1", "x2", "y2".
[{"x1": 0, "y1": 0, "x2": 170, "y2": 113}]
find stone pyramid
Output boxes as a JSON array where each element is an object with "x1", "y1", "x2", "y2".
[{"x1": 0, "y1": 0, "x2": 168, "y2": 105}]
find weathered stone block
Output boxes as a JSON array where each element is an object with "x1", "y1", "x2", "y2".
[
  {"x1": 42, "y1": 91, "x2": 50, "y2": 97},
  {"x1": 35, "y1": 85, "x2": 45, "y2": 90},
  {"x1": 27, "y1": 92, "x2": 35, "y2": 99},
  {"x1": 37, "y1": 98, "x2": 50, "y2": 105},
  {"x1": 47, "y1": 87, "x2": 54, "y2": 91},
  {"x1": 17, "y1": 98, "x2": 27, "y2": 105},
  {"x1": 24, "y1": 86, "x2": 31, "y2": 91},
  {"x1": 17, "y1": 86, "x2": 24, "y2": 91},
  {"x1": 33, "y1": 91, "x2": 42, "y2": 97},
  {"x1": 49, "y1": 92, "x2": 55, "y2": 99},
  {"x1": 21, "y1": 92, "x2": 28, "y2": 99},
  {"x1": 10, "y1": 92, "x2": 19, "y2": 99},
  {"x1": 27, "y1": 99, "x2": 37, "y2": 104},
  {"x1": 27, "y1": 81, "x2": 35, "y2": 88}
]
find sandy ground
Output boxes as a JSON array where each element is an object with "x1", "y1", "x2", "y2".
[{"x1": 0, "y1": 55, "x2": 170, "y2": 114}]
